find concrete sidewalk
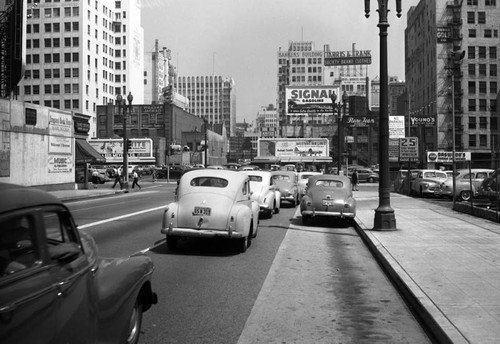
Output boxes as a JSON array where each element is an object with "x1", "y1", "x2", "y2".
[
  {"x1": 354, "y1": 191, "x2": 500, "y2": 344},
  {"x1": 51, "y1": 186, "x2": 500, "y2": 343}
]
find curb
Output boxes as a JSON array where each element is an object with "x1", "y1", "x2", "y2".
[{"x1": 353, "y1": 216, "x2": 468, "y2": 344}]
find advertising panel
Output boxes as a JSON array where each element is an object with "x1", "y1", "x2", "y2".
[
  {"x1": 89, "y1": 138, "x2": 155, "y2": 163},
  {"x1": 437, "y1": 27, "x2": 452, "y2": 43},
  {"x1": 324, "y1": 50, "x2": 372, "y2": 66},
  {"x1": 343, "y1": 115, "x2": 378, "y2": 128},
  {"x1": 410, "y1": 116, "x2": 436, "y2": 127},
  {"x1": 48, "y1": 111, "x2": 72, "y2": 154},
  {"x1": 258, "y1": 138, "x2": 329, "y2": 158},
  {"x1": 48, "y1": 156, "x2": 73, "y2": 173},
  {"x1": 427, "y1": 151, "x2": 471, "y2": 163},
  {"x1": 286, "y1": 86, "x2": 340, "y2": 115}
]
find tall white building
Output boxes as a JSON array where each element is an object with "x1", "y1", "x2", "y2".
[
  {"x1": 174, "y1": 75, "x2": 236, "y2": 137},
  {"x1": 256, "y1": 104, "x2": 278, "y2": 138},
  {"x1": 144, "y1": 39, "x2": 174, "y2": 104},
  {"x1": 20, "y1": 0, "x2": 144, "y2": 137}
]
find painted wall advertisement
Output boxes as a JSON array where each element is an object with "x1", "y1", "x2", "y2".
[
  {"x1": 286, "y1": 86, "x2": 340, "y2": 115},
  {"x1": 89, "y1": 138, "x2": 155, "y2": 163},
  {"x1": 48, "y1": 111, "x2": 73, "y2": 173},
  {"x1": 324, "y1": 50, "x2": 372, "y2": 66},
  {"x1": 258, "y1": 138, "x2": 329, "y2": 158}
]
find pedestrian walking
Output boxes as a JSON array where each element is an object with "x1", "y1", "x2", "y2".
[
  {"x1": 91, "y1": 169, "x2": 99, "y2": 189},
  {"x1": 152, "y1": 168, "x2": 158, "y2": 183},
  {"x1": 351, "y1": 169, "x2": 359, "y2": 191},
  {"x1": 112, "y1": 167, "x2": 123, "y2": 189},
  {"x1": 132, "y1": 170, "x2": 142, "y2": 190}
]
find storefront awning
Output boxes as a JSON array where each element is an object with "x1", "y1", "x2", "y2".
[{"x1": 75, "y1": 138, "x2": 105, "y2": 164}]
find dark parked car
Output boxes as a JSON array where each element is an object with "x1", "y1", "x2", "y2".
[{"x1": 0, "y1": 183, "x2": 157, "y2": 344}]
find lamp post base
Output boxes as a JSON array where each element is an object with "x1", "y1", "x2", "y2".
[
  {"x1": 373, "y1": 208, "x2": 396, "y2": 231},
  {"x1": 122, "y1": 181, "x2": 130, "y2": 192}
]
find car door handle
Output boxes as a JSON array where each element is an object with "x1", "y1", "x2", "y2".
[{"x1": 56, "y1": 280, "x2": 71, "y2": 296}]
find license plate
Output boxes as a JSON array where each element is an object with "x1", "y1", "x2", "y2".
[
  {"x1": 193, "y1": 206, "x2": 211, "y2": 216},
  {"x1": 322, "y1": 199, "x2": 334, "y2": 206}
]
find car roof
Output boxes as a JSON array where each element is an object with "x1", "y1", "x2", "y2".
[
  {"x1": 0, "y1": 183, "x2": 64, "y2": 214},
  {"x1": 308, "y1": 174, "x2": 351, "y2": 184},
  {"x1": 179, "y1": 169, "x2": 247, "y2": 190},
  {"x1": 271, "y1": 170, "x2": 296, "y2": 177}
]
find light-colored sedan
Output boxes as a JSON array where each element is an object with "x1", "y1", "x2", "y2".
[
  {"x1": 297, "y1": 171, "x2": 322, "y2": 199},
  {"x1": 410, "y1": 169, "x2": 448, "y2": 197},
  {"x1": 244, "y1": 170, "x2": 281, "y2": 218},
  {"x1": 300, "y1": 175, "x2": 356, "y2": 225},
  {"x1": 272, "y1": 171, "x2": 299, "y2": 207},
  {"x1": 435, "y1": 168, "x2": 494, "y2": 201},
  {"x1": 161, "y1": 169, "x2": 259, "y2": 253}
]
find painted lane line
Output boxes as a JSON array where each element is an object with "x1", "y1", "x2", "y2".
[{"x1": 78, "y1": 205, "x2": 168, "y2": 229}]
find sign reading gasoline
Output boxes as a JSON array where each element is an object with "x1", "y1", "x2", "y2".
[
  {"x1": 286, "y1": 86, "x2": 340, "y2": 115},
  {"x1": 427, "y1": 151, "x2": 471, "y2": 163}
]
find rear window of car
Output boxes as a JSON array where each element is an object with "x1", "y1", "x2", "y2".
[
  {"x1": 248, "y1": 175, "x2": 262, "y2": 182},
  {"x1": 190, "y1": 177, "x2": 228, "y2": 188},
  {"x1": 315, "y1": 180, "x2": 343, "y2": 187},
  {"x1": 272, "y1": 175, "x2": 290, "y2": 181},
  {"x1": 301, "y1": 174, "x2": 314, "y2": 179}
]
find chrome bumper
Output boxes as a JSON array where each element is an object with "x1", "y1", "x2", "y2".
[{"x1": 160, "y1": 226, "x2": 243, "y2": 239}]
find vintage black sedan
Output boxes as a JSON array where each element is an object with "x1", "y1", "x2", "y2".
[
  {"x1": 0, "y1": 183, "x2": 157, "y2": 344},
  {"x1": 300, "y1": 174, "x2": 356, "y2": 225}
]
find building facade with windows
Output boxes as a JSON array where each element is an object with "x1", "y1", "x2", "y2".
[
  {"x1": 405, "y1": 0, "x2": 499, "y2": 166},
  {"x1": 144, "y1": 39, "x2": 174, "y2": 105},
  {"x1": 20, "y1": 0, "x2": 144, "y2": 137},
  {"x1": 256, "y1": 104, "x2": 278, "y2": 138},
  {"x1": 174, "y1": 75, "x2": 236, "y2": 137}
]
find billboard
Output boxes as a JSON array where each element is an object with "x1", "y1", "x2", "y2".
[
  {"x1": 89, "y1": 138, "x2": 155, "y2": 163},
  {"x1": 258, "y1": 138, "x2": 329, "y2": 158},
  {"x1": 324, "y1": 50, "x2": 372, "y2": 66},
  {"x1": 286, "y1": 86, "x2": 340, "y2": 115}
]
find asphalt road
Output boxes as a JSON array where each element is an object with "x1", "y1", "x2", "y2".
[{"x1": 65, "y1": 182, "x2": 430, "y2": 344}]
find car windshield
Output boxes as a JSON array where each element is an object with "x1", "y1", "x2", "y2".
[
  {"x1": 190, "y1": 177, "x2": 228, "y2": 188},
  {"x1": 272, "y1": 175, "x2": 290, "y2": 181},
  {"x1": 315, "y1": 180, "x2": 343, "y2": 187}
]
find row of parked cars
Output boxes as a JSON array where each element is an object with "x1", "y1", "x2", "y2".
[
  {"x1": 393, "y1": 168, "x2": 497, "y2": 202},
  {"x1": 161, "y1": 168, "x2": 358, "y2": 253}
]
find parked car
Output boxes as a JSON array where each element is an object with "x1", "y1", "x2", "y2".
[
  {"x1": 160, "y1": 169, "x2": 260, "y2": 253},
  {"x1": 156, "y1": 165, "x2": 188, "y2": 179},
  {"x1": 348, "y1": 168, "x2": 379, "y2": 183},
  {"x1": 271, "y1": 171, "x2": 299, "y2": 207},
  {"x1": 411, "y1": 169, "x2": 448, "y2": 197},
  {"x1": 435, "y1": 169, "x2": 494, "y2": 201},
  {"x1": 76, "y1": 169, "x2": 111, "y2": 184},
  {"x1": 243, "y1": 170, "x2": 281, "y2": 218},
  {"x1": 300, "y1": 174, "x2": 356, "y2": 225},
  {"x1": 297, "y1": 171, "x2": 322, "y2": 199},
  {"x1": 0, "y1": 183, "x2": 157, "y2": 344}
]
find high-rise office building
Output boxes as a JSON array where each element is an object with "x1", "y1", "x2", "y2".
[
  {"x1": 406, "y1": 0, "x2": 499, "y2": 164},
  {"x1": 144, "y1": 39, "x2": 174, "y2": 105},
  {"x1": 174, "y1": 75, "x2": 236, "y2": 137},
  {"x1": 20, "y1": 0, "x2": 144, "y2": 137}
]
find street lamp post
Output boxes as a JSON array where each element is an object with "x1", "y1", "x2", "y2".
[
  {"x1": 365, "y1": 0, "x2": 400, "y2": 230},
  {"x1": 204, "y1": 118, "x2": 208, "y2": 167},
  {"x1": 125, "y1": 92, "x2": 133, "y2": 188},
  {"x1": 116, "y1": 94, "x2": 128, "y2": 190},
  {"x1": 330, "y1": 91, "x2": 348, "y2": 175}
]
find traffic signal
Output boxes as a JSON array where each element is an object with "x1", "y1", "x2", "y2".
[{"x1": 126, "y1": 139, "x2": 132, "y2": 150}]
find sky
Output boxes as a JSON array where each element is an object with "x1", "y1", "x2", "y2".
[{"x1": 140, "y1": 0, "x2": 421, "y2": 122}]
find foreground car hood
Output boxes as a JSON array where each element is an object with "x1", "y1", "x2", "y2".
[{"x1": 177, "y1": 193, "x2": 233, "y2": 230}]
